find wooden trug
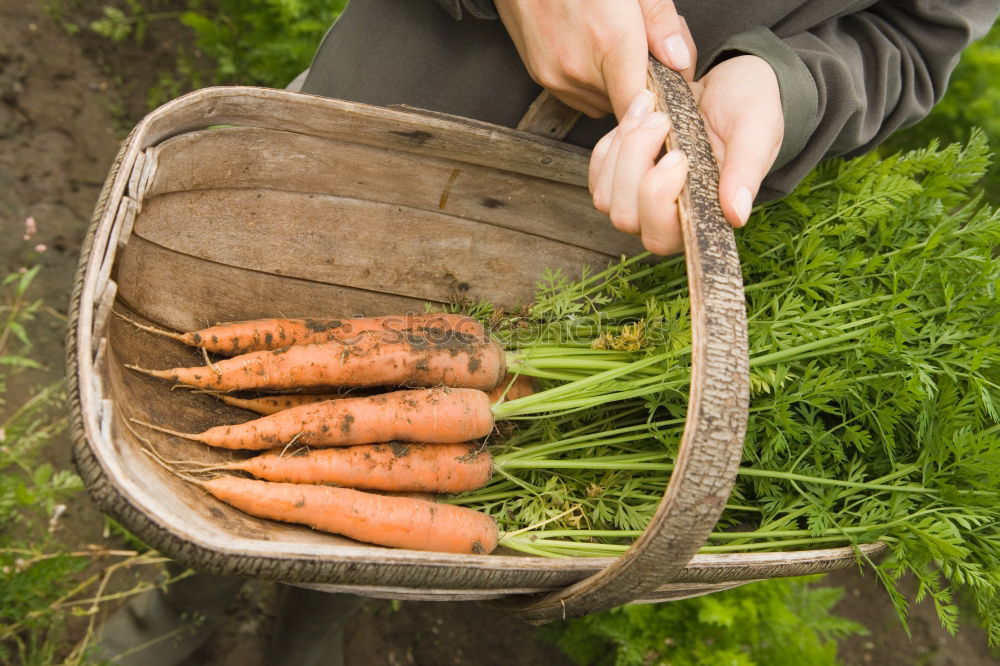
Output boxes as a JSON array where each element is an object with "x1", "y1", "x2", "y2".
[{"x1": 68, "y1": 62, "x2": 880, "y2": 623}]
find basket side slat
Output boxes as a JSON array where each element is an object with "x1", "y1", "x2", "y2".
[
  {"x1": 142, "y1": 127, "x2": 642, "y2": 258},
  {"x1": 115, "y1": 238, "x2": 427, "y2": 333},
  {"x1": 131, "y1": 188, "x2": 614, "y2": 309},
  {"x1": 135, "y1": 87, "x2": 591, "y2": 187}
]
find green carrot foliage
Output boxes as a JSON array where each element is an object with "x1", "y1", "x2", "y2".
[{"x1": 455, "y1": 131, "x2": 1000, "y2": 643}]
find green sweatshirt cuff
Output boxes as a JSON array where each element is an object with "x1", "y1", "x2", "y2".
[
  {"x1": 698, "y1": 27, "x2": 818, "y2": 172},
  {"x1": 435, "y1": 0, "x2": 498, "y2": 20}
]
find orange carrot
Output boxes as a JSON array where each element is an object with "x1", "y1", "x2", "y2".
[
  {"x1": 128, "y1": 330, "x2": 506, "y2": 392},
  {"x1": 486, "y1": 374, "x2": 539, "y2": 404},
  {"x1": 136, "y1": 387, "x2": 494, "y2": 450},
  {"x1": 214, "y1": 374, "x2": 528, "y2": 416},
  {"x1": 217, "y1": 442, "x2": 492, "y2": 493},
  {"x1": 209, "y1": 392, "x2": 342, "y2": 415},
  {"x1": 215, "y1": 371, "x2": 535, "y2": 416},
  {"x1": 121, "y1": 312, "x2": 484, "y2": 355},
  {"x1": 203, "y1": 476, "x2": 498, "y2": 554}
]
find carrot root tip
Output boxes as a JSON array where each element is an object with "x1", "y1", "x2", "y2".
[{"x1": 113, "y1": 310, "x2": 187, "y2": 342}]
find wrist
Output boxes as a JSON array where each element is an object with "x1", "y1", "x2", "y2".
[{"x1": 700, "y1": 27, "x2": 817, "y2": 172}]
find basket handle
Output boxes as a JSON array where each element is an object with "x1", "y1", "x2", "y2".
[
  {"x1": 516, "y1": 90, "x2": 582, "y2": 140},
  {"x1": 494, "y1": 57, "x2": 750, "y2": 623}
]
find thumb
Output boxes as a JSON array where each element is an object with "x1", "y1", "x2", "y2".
[
  {"x1": 716, "y1": 118, "x2": 780, "y2": 228},
  {"x1": 639, "y1": 0, "x2": 696, "y2": 81}
]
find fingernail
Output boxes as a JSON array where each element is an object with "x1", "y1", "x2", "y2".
[
  {"x1": 663, "y1": 33, "x2": 691, "y2": 70},
  {"x1": 640, "y1": 112, "x2": 668, "y2": 128},
  {"x1": 625, "y1": 90, "x2": 655, "y2": 118},
  {"x1": 733, "y1": 187, "x2": 753, "y2": 226},
  {"x1": 658, "y1": 149, "x2": 684, "y2": 168}
]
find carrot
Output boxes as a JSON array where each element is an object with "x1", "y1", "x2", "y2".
[
  {"x1": 212, "y1": 442, "x2": 492, "y2": 493},
  {"x1": 127, "y1": 330, "x2": 506, "y2": 392},
  {"x1": 486, "y1": 374, "x2": 539, "y2": 404},
  {"x1": 135, "y1": 387, "x2": 494, "y2": 449},
  {"x1": 214, "y1": 371, "x2": 534, "y2": 416},
  {"x1": 202, "y1": 476, "x2": 498, "y2": 554},
  {"x1": 118, "y1": 312, "x2": 484, "y2": 355},
  {"x1": 206, "y1": 392, "x2": 343, "y2": 415}
]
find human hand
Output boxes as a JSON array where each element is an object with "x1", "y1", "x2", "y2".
[
  {"x1": 495, "y1": 0, "x2": 696, "y2": 119},
  {"x1": 590, "y1": 55, "x2": 783, "y2": 254}
]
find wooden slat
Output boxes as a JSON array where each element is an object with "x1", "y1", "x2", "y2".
[
  {"x1": 135, "y1": 87, "x2": 591, "y2": 187},
  {"x1": 142, "y1": 127, "x2": 642, "y2": 257},
  {"x1": 516, "y1": 91, "x2": 582, "y2": 141},
  {"x1": 132, "y1": 188, "x2": 615, "y2": 309},
  {"x1": 115, "y1": 237, "x2": 427, "y2": 333}
]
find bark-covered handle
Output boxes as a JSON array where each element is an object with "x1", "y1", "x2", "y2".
[{"x1": 495, "y1": 57, "x2": 750, "y2": 623}]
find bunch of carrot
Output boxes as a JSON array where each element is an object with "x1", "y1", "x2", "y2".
[
  {"x1": 125, "y1": 287, "x2": 684, "y2": 557},
  {"x1": 124, "y1": 136, "x2": 1000, "y2": 642},
  {"x1": 127, "y1": 312, "x2": 541, "y2": 555}
]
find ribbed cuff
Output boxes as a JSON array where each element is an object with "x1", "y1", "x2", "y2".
[
  {"x1": 434, "y1": 0, "x2": 498, "y2": 20},
  {"x1": 699, "y1": 27, "x2": 817, "y2": 171}
]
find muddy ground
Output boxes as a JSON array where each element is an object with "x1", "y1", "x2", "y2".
[{"x1": 1, "y1": 1, "x2": 996, "y2": 664}]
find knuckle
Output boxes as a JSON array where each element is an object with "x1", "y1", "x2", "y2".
[
  {"x1": 609, "y1": 208, "x2": 640, "y2": 234},
  {"x1": 639, "y1": 171, "x2": 674, "y2": 201},
  {"x1": 592, "y1": 192, "x2": 611, "y2": 215},
  {"x1": 643, "y1": 0, "x2": 680, "y2": 30},
  {"x1": 533, "y1": 67, "x2": 564, "y2": 92},
  {"x1": 557, "y1": 60, "x2": 591, "y2": 87},
  {"x1": 642, "y1": 233, "x2": 680, "y2": 256},
  {"x1": 642, "y1": 235, "x2": 666, "y2": 255}
]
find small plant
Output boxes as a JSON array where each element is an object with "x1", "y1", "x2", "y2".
[
  {"x1": 86, "y1": 0, "x2": 346, "y2": 102},
  {"x1": 180, "y1": 0, "x2": 347, "y2": 89},
  {"x1": 0, "y1": 266, "x2": 82, "y2": 663},
  {"x1": 0, "y1": 267, "x2": 173, "y2": 664},
  {"x1": 544, "y1": 576, "x2": 865, "y2": 666}
]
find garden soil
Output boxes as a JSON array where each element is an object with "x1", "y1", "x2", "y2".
[{"x1": 1, "y1": 2, "x2": 995, "y2": 664}]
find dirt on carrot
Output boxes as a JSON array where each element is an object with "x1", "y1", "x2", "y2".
[
  {"x1": 203, "y1": 476, "x2": 499, "y2": 554},
  {"x1": 120, "y1": 312, "x2": 485, "y2": 355},
  {"x1": 214, "y1": 442, "x2": 492, "y2": 493},
  {"x1": 128, "y1": 330, "x2": 506, "y2": 392},
  {"x1": 208, "y1": 392, "x2": 343, "y2": 415},
  {"x1": 135, "y1": 387, "x2": 495, "y2": 450}
]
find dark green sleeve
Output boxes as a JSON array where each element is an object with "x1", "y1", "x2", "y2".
[
  {"x1": 701, "y1": 1, "x2": 999, "y2": 201},
  {"x1": 432, "y1": 0, "x2": 497, "y2": 20}
]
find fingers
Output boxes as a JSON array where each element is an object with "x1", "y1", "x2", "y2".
[
  {"x1": 589, "y1": 89, "x2": 690, "y2": 256},
  {"x1": 495, "y1": 0, "x2": 649, "y2": 120},
  {"x1": 588, "y1": 128, "x2": 617, "y2": 193},
  {"x1": 601, "y1": 27, "x2": 655, "y2": 119},
  {"x1": 591, "y1": 90, "x2": 656, "y2": 210},
  {"x1": 608, "y1": 112, "x2": 672, "y2": 234},
  {"x1": 637, "y1": 150, "x2": 688, "y2": 255},
  {"x1": 639, "y1": 0, "x2": 697, "y2": 81}
]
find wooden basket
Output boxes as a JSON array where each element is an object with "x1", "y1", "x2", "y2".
[{"x1": 68, "y1": 61, "x2": 880, "y2": 623}]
